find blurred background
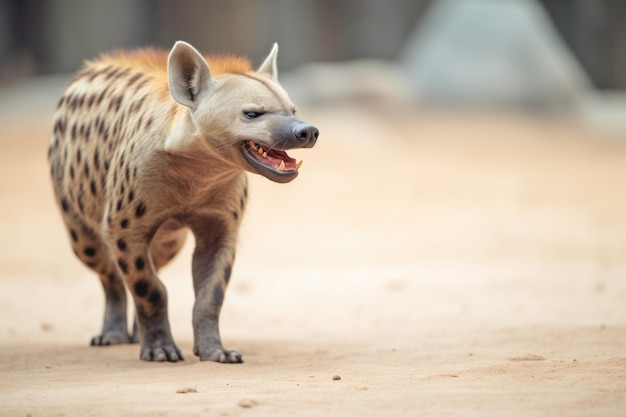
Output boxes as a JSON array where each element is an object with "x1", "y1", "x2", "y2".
[{"x1": 1, "y1": 0, "x2": 626, "y2": 124}]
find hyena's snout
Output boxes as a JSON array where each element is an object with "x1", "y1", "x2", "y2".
[{"x1": 292, "y1": 121, "x2": 319, "y2": 149}]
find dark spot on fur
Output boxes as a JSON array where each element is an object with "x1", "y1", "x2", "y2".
[
  {"x1": 97, "y1": 86, "x2": 110, "y2": 105},
  {"x1": 135, "y1": 203, "x2": 146, "y2": 218},
  {"x1": 148, "y1": 289, "x2": 161, "y2": 305},
  {"x1": 107, "y1": 273, "x2": 116, "y2": 284},
  {"x1": 104, "y1": 160, "x2": 110, "y2": 172},
  {"x1": 77, "y1": 148, "x2": 82, "y2": 164},
  {"x1": 87, "y1": 94, "x2": 96, "y2": 108},
  {"x1": 116, "y1": 198, "x2": 123, "y2": 212},
  {"x1": 116, "y1": 238, "x2": 127, "y2": 251},
  {"x1": 119, "y1": 153, "x2": 125, "y2": 168},
  {"x1": 84, "y1": 161, "x2": 90, "y2": 177},
  {"x1": 121, "y1": 218, "x2": 130, "y2": 229},
  {"x1": 61, "y1": 198, "x2": 69, "y2": 212},
  {"x1": 117, "y1": 258, "x2": 129, "y2": 274},
  {"x1": 118, "y1": 68, "x2": 131, "y2": 79},
  {"x1": 97, "y1": 118, "x2": 105, "y2": 137},
  {"x1": 213, "y1": 285, "x2": 224, "y2": 309},
  {"x1": 135, "y1": 257, "x2": 145, "y2": 271},
  {"x1": 84, "y1": 247, "x2": 96, "y2": 257},
  {"x1": 105, "y1": 67, "x2": 120, "y2": 80},
  {"x1": 145, "y1": 117, "x2": 153, "y2": 130},
  {"x1": 129, "y1": 96, "x2": 145, "y2": 114},
  {"x1": 231, "y1": 211, "x2": 238, "y2": 220},
  {"x1": 135, "y1": 78, "x2": 149, "y2": 91},
  {"x1": 127, "y1": 73, "x2": 143, "y2": 88},
  {"x1": 70, "y1": 229, "x2": 78, "y2": 242},
  {"x1": 71, "y1": 123, "x2": 78, "y2": 141},
  {"x1": 240, "y1": 197, "x2": 245, "y2": 210},
  {"x1": 125, "y1": 165, "x2": 130, "y2": 182},
  {"x1": 53, "y1": 118, "x2": 61, "y2": 134},
  {"x1": 133, "y1": 166, "x2": 138, "y2": 179},
  {"x1": 134, "y1": 280, "x2": 149, "y2": 297},
  {"x1": 55, "y1": 118, "x2": 66, "y2": 136},
  {"x1": 224, "y1": 265, "x2": 232, "y2": 284},
  {"x1": 70, "y1": 165, "x2": 75, "y2": 180},
  {"x1": 90, "y1": 180, "x2": 97, "y2": 195},
  {"x1": 93, "y1": 149, "x2": 100, "y2": 170},
  {"x1": 57, "y1": 95, "x2": 65, "y2": 109},
  {"x1": 110, "y1": 95, "x2": 123, "y2": 113},
  {"x1": 77, "y1": 197, "x2": 84, "y2": 213}
]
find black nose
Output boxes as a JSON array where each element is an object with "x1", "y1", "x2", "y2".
[{"x1": 293, "y1": 123, "x2": 319, "y2": 147}]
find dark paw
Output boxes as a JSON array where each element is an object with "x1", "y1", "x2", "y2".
[
  {"x1": 90, "y1": 331, "x2": 131, "y2": 346},
  {"x1": 194, "y1": 346, "x2": 243, "y2": 363},
  {"x1": 140, "y1": 343, "x2": 184, "y2": 362}
]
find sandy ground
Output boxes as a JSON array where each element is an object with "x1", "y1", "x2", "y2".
[{"x1": 1, "y1": 98, "x2": 625, "y2": 416}]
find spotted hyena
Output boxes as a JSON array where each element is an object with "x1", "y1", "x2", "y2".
[{"x1": 47, "y1": 41, "x2": 318, "y2": 362}]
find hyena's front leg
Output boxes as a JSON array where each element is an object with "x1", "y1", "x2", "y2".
[
  {"x1": 190, "y1": 216, "x2": 242, "y2": 363},
  {"x1": 106, "y1": 227, "x2": 182, "y2": 362}
]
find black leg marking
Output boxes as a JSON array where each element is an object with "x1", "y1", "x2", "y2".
[
  {"x1": 117, "y1": 258, "x2": 129, "y2": 274},
  {"x1": 224, "y1": 265, "x2": 232, "y2": 284},
  {"x1": 134, "y1": 279, "x2": 149, "y2": 297},
  {"x1": 135, "y1": 257, "x2": 145, "y2": 272}
]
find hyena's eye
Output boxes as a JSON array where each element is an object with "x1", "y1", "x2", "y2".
[{"x1": 244, "y1": 111, "x2": 264, "y2": 119}]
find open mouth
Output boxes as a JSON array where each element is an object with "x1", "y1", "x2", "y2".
[{"x1": 241, "y1": 140, "x2": 302, "y2": 183}]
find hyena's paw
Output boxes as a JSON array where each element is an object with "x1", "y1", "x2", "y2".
[
  {"x1": 140, "y1": 342, "x2": 184, "y2": 362},
  {"x1": 90, "y1": 331, "x2": 131, "y2": 346},
  {"x1": 194, "y1": 346, "x2": 243, "y2": 363}
]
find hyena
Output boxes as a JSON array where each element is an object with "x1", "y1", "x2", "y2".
[{"x1": 47, "y1": 41, "x2": 318, "y2": 362}]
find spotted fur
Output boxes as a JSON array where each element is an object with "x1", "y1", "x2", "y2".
[{"x1": 48, "y1": 41, "x2": 318, "y2": 363}]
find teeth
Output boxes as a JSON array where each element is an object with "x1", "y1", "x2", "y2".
[
  {"x1": 249, "y1": 140, "x2": 256, "y2": 148},
  {"x1": 257, "y1": 147, "x2": 263, "y2": 155},
  {"x1": 295, "y1": 160, "x2": 303, "y2": 170},
  {"x1": 278, "y1": 160, "x2": 285, "y2": 171},
  {"x1": 262, "y1": 152, "x2": 267, "y2": 158}
]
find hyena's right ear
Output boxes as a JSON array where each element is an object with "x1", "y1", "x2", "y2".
[{"x1": 168, "y1": 41, "x2": 214, "y2": 108}]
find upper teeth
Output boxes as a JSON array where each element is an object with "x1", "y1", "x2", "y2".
[{"x1": 248, "y1": 141, "x2": 303, "y2": 172}]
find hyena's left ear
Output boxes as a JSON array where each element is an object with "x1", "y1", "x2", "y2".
[
  {"x1": 168, "y1": 41, "x2": 214, "y2": 108},
  {"x1": 258, "y1": 43, "x2": 279, "y2": 82}
]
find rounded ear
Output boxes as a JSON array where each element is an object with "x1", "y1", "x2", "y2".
[
  {"x1": 257, "y1": 43, "x2": 279, "y2": 81},
  {"x1": 168, "y1": 41, "x2": 213, "y2": 108}
]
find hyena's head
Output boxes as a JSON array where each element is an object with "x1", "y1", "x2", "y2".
[{"x1": 167, "y1": 41, "x2": 318, "y2": 183}]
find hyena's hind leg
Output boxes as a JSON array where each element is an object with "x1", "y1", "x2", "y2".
[
  {"x1": 92, "y1": 267, "x2": 132, "y2": 346},
  {"x1": 60, "y1": 214, "x2": 132, "y2": 346}
]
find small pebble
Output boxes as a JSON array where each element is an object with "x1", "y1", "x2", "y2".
[
  {"x1": 332, "y1": 375, "x2": 341, "y2": 381},
  {"x1": 176, "y1": 387, "x2": 198, "y2": 394},
  {"x1": 238, "y1": 399, "x2": 258, "y2": 408}
]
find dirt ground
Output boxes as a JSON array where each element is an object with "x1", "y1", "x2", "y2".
[{"x1": 1, "y1": 101, "x2": 625, "y2": 416}]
